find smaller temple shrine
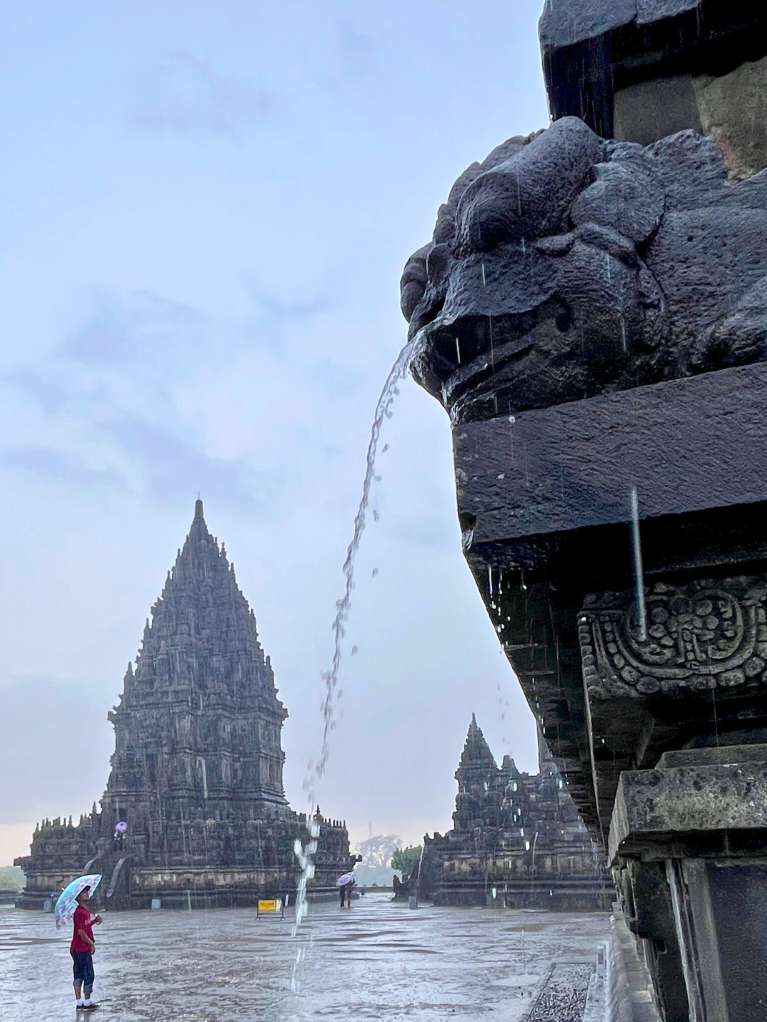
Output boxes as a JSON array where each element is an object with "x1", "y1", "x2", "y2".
[{"x1": 406, "y1": 717, "x2": 610, "y2": 910}]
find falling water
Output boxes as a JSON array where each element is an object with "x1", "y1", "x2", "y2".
[
  {"x1": 197, "y1": 756, "x2": 208, "y2": 800},
  {"x1": 629, "y1": 486, "x2": 647, "y2": 641},
  {"x1": 291, "y1": 330, "x2": 426, "y2": 971},
  {"x1": 410, "y1": 843, "x2": 427, "y2": 909}
]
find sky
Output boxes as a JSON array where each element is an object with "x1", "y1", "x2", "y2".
[{"x1": 0, "y1": 0, "x2": 550, "y2": 864}]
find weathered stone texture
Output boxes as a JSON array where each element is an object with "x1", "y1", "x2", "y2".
[
  {"x1": 403, "y1": 121, "x2": 767, "y2": 426},
  {"x1": 453, "y1": 362, "x2": 767, "y2": 547},
  {"x1": 539, "y1": 0, "x2": 701, "y2": 50},
  {"x1": 613, "y1": 77, "x2": 703, "y2": 146},
  {"x1": 694, "y1": 56, "x2": 767, "y2": 178},
  {"x1": 540, "y1": 0, "x2": 767, "y2": 152},
  {"x1": 402, "y1": 4, "x2": 767, "y2": 1015},
  {"x1": 610, "y1": 747, "x2": 767, "y2": 862}
]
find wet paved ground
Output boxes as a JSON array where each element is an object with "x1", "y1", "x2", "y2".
[{"x1": 0, "y1": 894, "x2": 608, "y2": 1021}]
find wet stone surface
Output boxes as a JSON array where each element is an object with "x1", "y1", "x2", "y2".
[{"x1": 0, "y1": 894, "x2": 608, "y2": 1021}]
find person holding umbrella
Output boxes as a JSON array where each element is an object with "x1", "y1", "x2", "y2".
[
  {"x1": 71, "y1": 884, "x2": 102, "y2": 1010},
  {"x1": 336, "y1": 871, "x2": 355, "y2": 908},
  {"x1": 55, "y1": 874, "x2": 103, "y2": 1011},
  {"x1": 344, "y1": 877, "x2": 355, "y2": 908}
]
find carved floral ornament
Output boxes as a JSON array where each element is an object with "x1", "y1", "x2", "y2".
[{"x1": 579, "y1": 578, "x2": 767, "y2": 697}]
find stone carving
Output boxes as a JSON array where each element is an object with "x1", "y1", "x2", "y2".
[
  {"x1": 403, "y1": 2, "x2": 767, "y2": 1016},
  {"x1": 580, "y1": 579, "x2": 767, "y2": 697},
  {"x1": 401, "y1": 118, "x2": 767, "y2": 424}
]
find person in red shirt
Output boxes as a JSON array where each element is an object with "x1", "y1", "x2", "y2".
[{"x1": 70, "y1": 886, "x2": 102, "y2": 1011}]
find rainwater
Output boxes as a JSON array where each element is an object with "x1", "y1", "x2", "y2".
[{"x1": 1, "y1": 894, "x2": 608, "y2": 1020}]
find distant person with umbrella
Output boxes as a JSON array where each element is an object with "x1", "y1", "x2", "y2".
[
  {"x1": 336, "y1": 871, "x2": 355, "y2": 908},
  {"x1": 55, "y1": 874, "x2": 103, "y2": 1011},
  {"x1": 113, "y1": 820, "x2": 128, "y2": 851}
]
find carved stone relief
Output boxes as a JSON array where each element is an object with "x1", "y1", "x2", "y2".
[{"x1": 579, "y1": 578, "x2": 767, "y2": 697}]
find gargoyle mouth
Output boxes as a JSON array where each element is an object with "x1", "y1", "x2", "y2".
[
  {"x1": 413, "y1": 301, "x2": 576, "y2": 422},
  {"x1": 443, "y1": 329, "x2": 537, "y2": 408}
]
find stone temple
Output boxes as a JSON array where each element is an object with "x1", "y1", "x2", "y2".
[
  {"x1": 412, "y1": 717, "x2": 610, "y2": 909},
  {"x1": 401, "y1": 2, "x2": 767, "y2": 1018},
  {"x1": 16, "y1": 500, "x2": 353, "y2": 909}
]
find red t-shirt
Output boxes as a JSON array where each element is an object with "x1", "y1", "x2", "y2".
[{"x1": 70, "y1": 905, "x2": 94, "y2": 954}]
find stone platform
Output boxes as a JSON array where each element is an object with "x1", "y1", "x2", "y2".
[{"x1": 3, "y1": 893, "x2": 609, "y2": 1021}]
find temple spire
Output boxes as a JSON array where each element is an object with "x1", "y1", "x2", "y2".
[
  {"x1": 455, "y1": 714, "x2": 497, "y2": 787},
  {"x1": 461, "y1": 714, "x2": 494, "y2": 762}
]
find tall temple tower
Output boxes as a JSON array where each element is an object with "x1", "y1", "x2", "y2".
[
  {"x1": 105, "y1": 499, "x2": 289, "y2": 835},
  {"x1": 16, "y1": 501, "x2": 353, "y2": 909}
]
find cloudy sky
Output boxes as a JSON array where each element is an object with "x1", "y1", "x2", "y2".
[{"x1": 0, "y1": 0, "x2": 549, "y2": 864}]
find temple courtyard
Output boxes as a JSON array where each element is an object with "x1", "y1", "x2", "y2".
[{"x1": 1, "y1": 893, "x2": 608, "y2": 1020}]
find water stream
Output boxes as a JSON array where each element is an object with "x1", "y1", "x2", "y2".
[{"x1": 291, "y1": 331, "x2": 426, "y2": 972}]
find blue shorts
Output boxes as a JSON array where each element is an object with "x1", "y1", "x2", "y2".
[{"x1": 71, "y1": 951, "x2": 94, "y2": 988}]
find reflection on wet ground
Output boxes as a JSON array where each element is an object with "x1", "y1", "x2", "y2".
[{"x1": 0, "y1": 894, "x2": 608, "y2": 1021}]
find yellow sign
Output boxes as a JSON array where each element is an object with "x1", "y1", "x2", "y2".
[{"x1": 257, "y1": 899, "x2": 281, "y2": 913}]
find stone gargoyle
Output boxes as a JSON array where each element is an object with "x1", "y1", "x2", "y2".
[{"x1": 401, "y1": 116, "x2": 767, "y2": 424}]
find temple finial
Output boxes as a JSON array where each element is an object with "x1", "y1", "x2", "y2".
[{"x1": 194, "y1": 497, "x2": 204, "y2": 520}]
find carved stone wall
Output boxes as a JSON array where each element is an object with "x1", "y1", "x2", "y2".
[
  {"x1": 580, "y1": 578, "x2": 767, "y2": 698},
  {"x1": 400, "y1": 1, "x2": 767, "y2": 1015}
]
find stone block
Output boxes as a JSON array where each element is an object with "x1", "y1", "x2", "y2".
[
  {"x1": 695, "y1": 56, "x2": 767, "y2": 178},
  {"x1": 614, "y1": 77, "x2": 702, "y2": 146},
  {"x1": 540, "y1": 0, "x2": 767, "y2": 143},
  {"x1": 454, "y1": 362, "x2": 767, "y2": 550}
]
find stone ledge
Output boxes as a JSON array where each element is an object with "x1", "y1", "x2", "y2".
[
  {"x1": 454, "y1": 361, "x2": 767, "y2": 548},
  {"x1": 603, "y1": 911, "x2": 662, "y2": 1022},
  {"x1": 609, "y1": 750, "x2": 767, "y2": 861}
]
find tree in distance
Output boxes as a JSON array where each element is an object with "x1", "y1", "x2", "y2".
[{"x1": 391, "y1": 845, "x2": 422, "y2": 876}]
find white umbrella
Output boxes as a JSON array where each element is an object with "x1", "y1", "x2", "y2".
[
  {"x1": 335, "y1": 872, "x2": 355, "y2": 887},
  {"x1": 54, "y1": 874, "x2": 102, "y2": 930}
]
